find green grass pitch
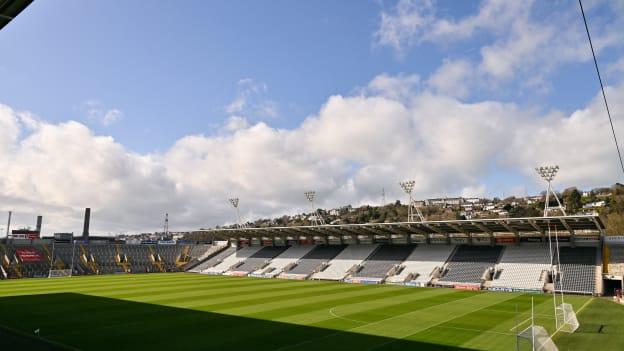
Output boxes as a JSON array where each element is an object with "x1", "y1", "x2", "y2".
[{"x1": 1, "y1": 273, "x2": 622, "y2": 350}]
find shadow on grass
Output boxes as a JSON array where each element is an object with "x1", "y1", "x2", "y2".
[{"x1": 0, "y1": 293, "x2": 476, "y2": 351}]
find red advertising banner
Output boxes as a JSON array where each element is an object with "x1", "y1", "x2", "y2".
[
  {"x1": 15, "y1": 248, "x2": 43, "y2": 263},
  {"x1": 494, "y1": 237, "x2": 517, "y2": 244},
  {"x1": 454, "y1": 284, "x2": 481, "y2": 291}
]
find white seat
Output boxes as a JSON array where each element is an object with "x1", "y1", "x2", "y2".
[
  {"x1": 386, "y1": 245, "x2": 454, "y2": 285},
  {"x1": 311, "y1": 245, "x2": 379, "y2": 280}
]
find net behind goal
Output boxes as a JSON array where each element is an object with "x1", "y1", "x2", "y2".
[
  {"x1": 518, "y1": 325, "x2": 559, "y2": 351},
  {"x1": 48, "y1": 269, "x2": 72, "y2": 278},
  {"x1": 556, "y1": 303, "x2": 579, "y2": 333}
]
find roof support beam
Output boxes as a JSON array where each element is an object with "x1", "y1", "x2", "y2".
[
  {"x1": 527, "y1": 219, "x2": 544, "y2": 234},
  {"x1": 422, "y1": 223, "x2": 444, "y2": 234},
  {"x1": 446, "y1": 223, "x2": 469, "y2": 234},
  {"x1": 558, "y1": 218, "x2": 574, "y2": 236}
]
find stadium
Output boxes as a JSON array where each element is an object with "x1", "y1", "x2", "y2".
[
  {"x1": 2, "y1": 176, "x2": 624, "y2": 350},
  {"x1": 2, "y1": 1, "x2": 624, "y2": 351}
]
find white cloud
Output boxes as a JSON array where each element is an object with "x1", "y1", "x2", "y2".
[
  {"x1": 102, "y1": 109, "x2": 122, "y2": 126},
  {"x1": 225, "y1": 78, "x2": 278, "y2": 119},
  {"x1": 460, "y1": 184, "x2": 487, "y2": 198},
  {"x1": 504, "y1": 84, "x2": 624, "y2": 185},
  {"x1": 376, "y1": 0, "x2": 624, "y2": 95},
  {"x1": 365, "y1": 73, "x2": 421, "y2": 101},
  {"x1": 82, "y1": 100, "x2": 123, "y2": 126},
  {"x1": 223, "y1": 116, "x2": 251, "y2": 132},
  {"x1": 374, "y1": 0, "x2": 436, "y2": 56},
  {"x1": 427, "y1": 59, "x2": 473, "y2": 98},
  {"x1": 608, "y1": 57, "x2": 624, "y2": 75},
  {"x1": 1, "y1": 76, "x2": 623, "y2": 234}
]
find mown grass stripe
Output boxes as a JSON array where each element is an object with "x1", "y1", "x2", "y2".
[
  {"x1": 0, "y1": 273, "x2": 615, "y2": 351},
  {"x1": 0, "y1": 274, "x2": 281, "y2": 296}
]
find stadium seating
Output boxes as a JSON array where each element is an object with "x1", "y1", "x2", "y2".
[
  {"x1": 155, "y1": 245, "x2": 185, "y2": 272},
  {"x1": 6, "y1": 244, "x2": 50, "y2": 278},
  {"x1": 348, "y1": 245, "x2": 415, "y2": 283},
  {"x1": 228, "y1": 246, "x2": 290, "y2": 275},
  {"x1": 0, "y1": 238, "x2": 604, "y2": 297},
  {"x1": 187, "y1": 245, "x2": 233, "y2": 272},
  {"x1": 437, "y1": 245, "x2": 503, "y2": 286},
  {"x1": 554, "y1": 246, "x2": 597, "y2": 295},
  {"x1": 88, "y1": 244, "x2": 125, "y2": 274},
  {"x1": 53, "y1": 243, "x2": 90, "y2": 275},
  {"x1": 311, "y1": 244, "x2": 379, "y2": 281},
  {"x1": 203, "y1": 246, "x2": 262, "y2": 275},
  {"x1": 281, "y1": 245, "x2": 347, "y2": 279},
  {"x1": 122, "y1": 245, "x2": 154, "y2": 273},
  {"x1": 386, "y1": 245, "x2": 455, "y2": 286},
  {"x1": 490, "y1": 244, "x2": 551, "y2": 291},
  {"x1": 182, "y1": 244, "x2": 215, "y2": 269},
  {"x1": 251, "y1": 245, "x2": 316, "y2": 278}
]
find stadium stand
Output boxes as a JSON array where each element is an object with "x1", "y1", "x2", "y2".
[
  {"x1": 489, "y1": 244, "x2": 551, "y2": 292},
  {"x1": 347, "y1": 245, "x2": 415, "y2": 283},
  {"x1": 386, "y1": 245, "x2": 454, "y2": 286},
  {"x1": 88, "y1": 244, "x2": 124, "y2": 274},
  {"x1": 0, "y1": 236, "x2": 605, "y2": 298},
  {"x1": 280, "y1": 245, "x2": 346, "y2": 279},
  {"x1": 228, "y1": 246, "x2": 290, "y2": 275},
  {"x1": 311, "y1": 244, "x2": 379, "y2": 281},
  {"x1": 53, "y1": 243, "x2": 90, "y2": 275},
  {"x1": 6, "y1": 244, "x2": 50, "y2": 278},
  {"x1": 155, "y1": 245, "x2": 184, "y2": 272},
  {"x1": 437, "y1": 245, "x2": 503, "y2": 287},
  {"x1": 187, "y1": 245, "x2": 232, "y2": 272},
  {"x1": 250, "y1": 245, "x2": 316, "y2": 278},
  {"x1": 182, "y1": 244, "x2": 215, "y2": 269},
  {"x1": 203, "y1": 246, "x2": 262, "y2": 275},
  {"x1": 554, "y1": 246, "x2": 597, "y2": 295},
  {"x1": 122, "y1": 245, "x2": 154, "y2": 273},
  {"x1": 189, "y1": 244, "x2": 213, "y2": 258}
]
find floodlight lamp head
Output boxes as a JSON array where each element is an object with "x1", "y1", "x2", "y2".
[
  {"x1": 400, "y1": 180, "x2": 415, "y2": 195},
  {"x1": 229, "y1": 198, "x2": 239, "y2": 208},
  {"x1": 535, "y1": 165, "x2": 559, "y2": 182},
  {"x1": 304, "y1": 191, "x2": 316, "y2": 202}
]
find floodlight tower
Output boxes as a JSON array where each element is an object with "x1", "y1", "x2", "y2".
[
  {"x1": 400, "y1": 180, "x2": 424, "y2": 222},
  {"x1": 535, "y1": 165, "x2": 577, "y2": 333},
  {"x1": 163, "y1": 213, "x2": 169, "y2": 237},
  {"x1": 229, "y1": 198, "x2": 246, "y2": 229},
  {"x1": 304, "y1": 191, "x2": 325, "y2": 226}
]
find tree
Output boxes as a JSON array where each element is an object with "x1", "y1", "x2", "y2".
[{"x1": 563, "y1": 187, "x2": 582, "y2": 213}]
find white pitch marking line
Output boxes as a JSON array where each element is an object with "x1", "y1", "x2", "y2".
[
  {"x1": 434, "y1": 325, "x2": 515, "y2": 336},
  {"x1": 328, "y1": 307, "x2": 368, "y2": 324},
  {"x1": 509, "y1": 317, "x2": 533, "y2": 332}
]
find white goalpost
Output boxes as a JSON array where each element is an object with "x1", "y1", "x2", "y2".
[
  {"x1": 517, "y1": 297, "x2": 559, "y2": 351},
  {"x1": 48, "y1": 239, "x2": 77, "y2": 278}
]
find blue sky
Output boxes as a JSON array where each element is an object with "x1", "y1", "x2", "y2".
[
  {"x1": 2, "y1": 0, "x2": 617, "y2": 152},
  {"x1": 1, "y1": 0, "x2": 623, "y2": 233}
]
